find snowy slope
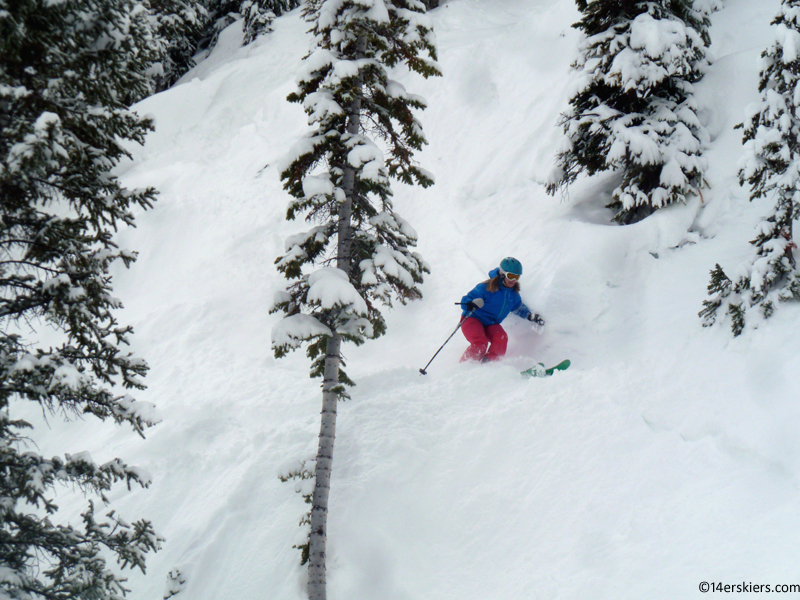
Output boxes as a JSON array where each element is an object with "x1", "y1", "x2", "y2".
[{"x1": 30, "y1": 0, "x2": 800, "y2": 599}]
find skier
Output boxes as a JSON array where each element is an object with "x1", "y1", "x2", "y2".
[{"x1": 459, "y1": 257, "x2": 545, "y2": 363}]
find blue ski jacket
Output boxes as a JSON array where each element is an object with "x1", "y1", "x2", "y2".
[{"x1": 460, "y1": 268, "x2": 532, "y2": 326}]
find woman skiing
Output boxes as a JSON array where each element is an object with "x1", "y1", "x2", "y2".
[{"x1": 459, "y1": 257, "x2": 545, "y2": 362}]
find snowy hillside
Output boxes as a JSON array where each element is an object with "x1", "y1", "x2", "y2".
[{"x1": 31, "y1": 0, "x2": 800, "y2": 598}]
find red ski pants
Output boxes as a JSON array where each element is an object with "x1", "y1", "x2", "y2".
[{"x1": 460, "y1": 317, "x2": 508, "y2": 362}]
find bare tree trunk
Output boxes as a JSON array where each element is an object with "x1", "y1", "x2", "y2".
[
  {"x1": 306, "y1": 35, "x2": 367, "y2": 600},
  {"x1": 306, "y1": 333, "x2": 341, "y2": 600},
  {"x1": 787, "y1": 199, "x2": 796, "y2": 268}
]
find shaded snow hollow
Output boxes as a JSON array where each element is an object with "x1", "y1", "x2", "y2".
[{"x1": 20, "y1": 1, "x2": 800, "y2": 599}]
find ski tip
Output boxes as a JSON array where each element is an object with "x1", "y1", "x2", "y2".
[
  {"x1": 547, "y1": 359, "x2": 571, "y2": 373},
  {"x1": 521, "y1": 358, "x2": 572, "y2": 378}
]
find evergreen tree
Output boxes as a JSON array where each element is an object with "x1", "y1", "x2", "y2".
[
  {"x1": 701, "y1": 0, "x2": 800, "y2": 335},
  {"x1": 0, "y1": 1, "x2": 162, "y2": 597},
  {"x1": 271, "y1": 1, "x2": 439, "y2": 597},
  {"x1": 150, "y1": 0, "x2": 209, "y2": 91},
  {"x1": 242, "y1": 0, "x2": 275, "y2": 45},
  {"x1": 199, "y1": 0, "x2": 300, "y2": 51},
  {"x1": 547, "y1": 0, "x2": 715, "y2": 224},
  {"x1": 198, "y1": 0, "x2": 240, "y2": 51}
]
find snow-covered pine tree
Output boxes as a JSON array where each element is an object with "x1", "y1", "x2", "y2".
[
  {"x1": 242, "y1": 0, "x2": 275, "y2": 45},
  {"x1": 701, "y1": 0, "x2": 800, "y2": 336},
  {"x1": 271, "y1": 1, "x2": 439, "y2": 598},
  {"x1": 198, "y1": 0, "x2": 299, "y2": 51},
  {"x1": 150, "y1": 0, "x2": 209, "y2": 91},
  {"x1": 0, "y1": 1, "x2": 163, "y2": 597},
  {"x1": 196, "y1": 0, "x2": 241, "y2": 51},
  {"x1": 241, "y1": 0, "x2": 296, "y2": 45},
  {"x1": 547, "y1": 0, "x2": 715, "y2": 224}
]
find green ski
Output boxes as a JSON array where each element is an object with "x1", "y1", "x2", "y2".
[{"x1": 521, "y1": 359, "x2": 571, "y2": 378}]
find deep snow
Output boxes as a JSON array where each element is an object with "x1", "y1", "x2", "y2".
[{"x1": 21, "y1": 0, "x2": 800, "y2": 598}]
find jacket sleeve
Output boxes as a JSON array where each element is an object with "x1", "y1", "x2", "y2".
[
  {"x1": 461, "y1": 283, "x2": 486, "y2": 310},
  {"x1": 513, "y1": 298, "x2": 532, "y2": 320}
]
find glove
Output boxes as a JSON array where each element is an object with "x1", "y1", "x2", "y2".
[
  {"x1": 465, "y1": 298, "x2": 484, "y2": 312},
  {"x1": 527, "y1": 313, "x2": 545, "y2": 326},
  {"x1": 528, "y1": 313, "x2": 545, "y2": 332}
]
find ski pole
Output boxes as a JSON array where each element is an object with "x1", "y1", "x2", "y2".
[{"x1": 419, "y1": 307, "x2": 472, "y2": 375}]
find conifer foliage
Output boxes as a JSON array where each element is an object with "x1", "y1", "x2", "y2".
[
  {"x1": 200, "y1": 0, "x2": 300, "y2": 51},
  {"x1": 701, "y1": 0, "x2": 800, "y2": 335},
  {"x1": 547, "y1": 0, "x2": 716, "y2": 224},
  {"x1": 241, "y1": 0, "x2": 300, "y2": 45},
  {"x1": 150, "y1": 0, "x2": 209, "y2": 92},
  {"x1": 272, "y1": 0, "x2": 439, "y2": 597},
  {"x1": 0, "y1": 1, "x2": 162, "y2": 598}
]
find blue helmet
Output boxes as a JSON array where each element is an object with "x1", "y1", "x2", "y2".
[{"x1": 500, "y1": 257, "x2": 522, "y2": 276}]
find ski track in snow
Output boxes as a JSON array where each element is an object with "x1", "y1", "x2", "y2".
[{"x1": 17, "y1": 0, "x2": 800, "y2": 599}]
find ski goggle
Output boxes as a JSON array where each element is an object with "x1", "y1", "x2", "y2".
[{"x1": 499, "y1": 269, "x2": 521, "y2": 281}]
